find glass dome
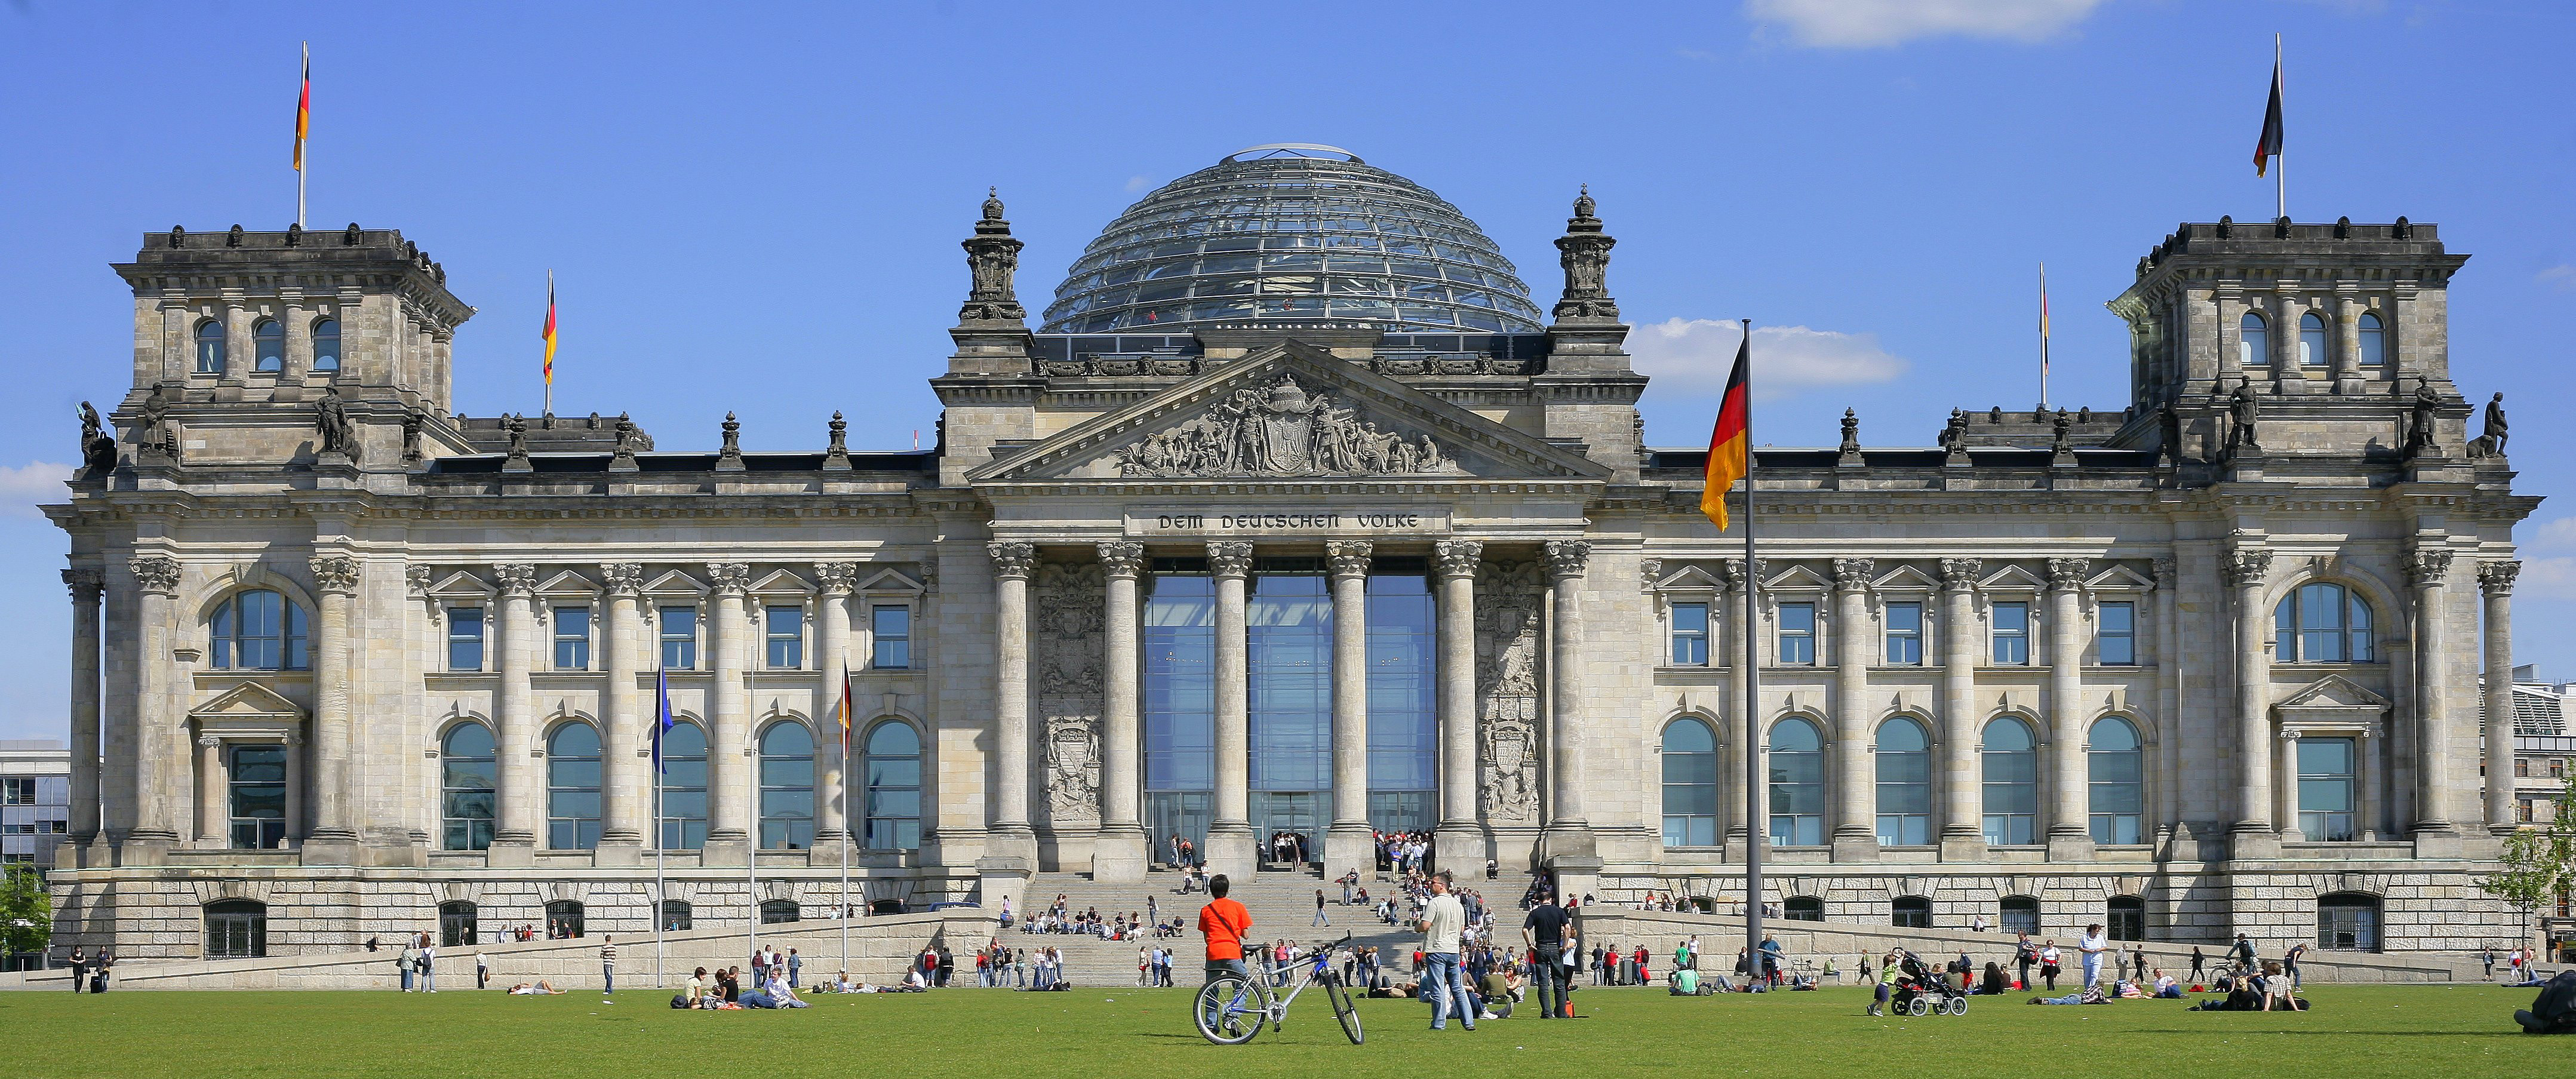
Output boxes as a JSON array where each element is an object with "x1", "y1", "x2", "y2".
[{"x1": 1040, "y1": 145, "x2": 1544, "y2": 335}]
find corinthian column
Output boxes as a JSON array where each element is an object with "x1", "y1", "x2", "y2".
[
  {"x1": 1830, "y1": 557, "x2": 1877, "y2": 858},
  {"x1": 2479, "y1": 560, "x2": 2520, "y2": 836},
  {"x1": 64, "y1": 568, "x2": 104, "y2": 850},
  {"x1": 600, "y1": 563, "x2": 647, "y2": 855},
  {"x1": 1432, "y1": 540, "x2": 1483, "y2": 863},
  {"x1": 306, "y1": 554, "x2": 361, "y2": 850},
  {"x1": 1204, "y1": 541, "x2": 1256, "y2": 880},
  {"x1": 124, "y1": 554, "x2": 184, "y2": 852},
  {"x1": 705, "y1": 563, "x2": 752, "y2": 858},
  {"x1": 1541, "y1": 540, "x2": 1598, "y2": 860},
  {"x1": 2408, "y1": 547, "x2": 2457, "y2": 839},
  {"x1": 2223, "y1": 548, "x2": 2275, "y2": 853},
  {"x1": 492, "y1": 563, "x2": 540, "y2": 859},
  {"x1": 1094, "y1": 542, "x2": 1150, "y2": 881},
  {"x1": 989, "y1": 543, "x2": 1037, "y2": 852},
  {"x1": 812, "y1": 562, "x2": 857, "y2": 851},
  {"x1": 1938, "y1": 558, "x2": 1982, "y2": 857},
  {"x1": 2045, "y1": 557, "x2": 2093, "y2": 858},
  {"x1": 1324, "y1": 540, "x2": 1375, "y2": 878}
]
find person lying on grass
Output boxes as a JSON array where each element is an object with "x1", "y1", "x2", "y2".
[{"x1": 505, "y1": 982, "x2": 564, "y2": 995}]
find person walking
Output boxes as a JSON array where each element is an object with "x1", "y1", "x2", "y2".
[
  {"x1": 91, "y1": 948, "x2": 112, "y2": 993},
  {"x1": 2131, "y1": 945, "x2": 2148, "y2": 986},
  {"x1": 2231, "y1": 933, "x2": 2257, "y2": 972},
  {"x1": 475, "y1": 950, "x2": 490, "y2": 991},
  {"x1": 2078, "y1": 924, "x2": 2108, "y2": 989},
  {"x1": 2482, "y1": 948, "x2": 2497, "y2": 979},
  {"x1": 418, "y1": 939, "x2": 436, "y2": 992},
  {"x1": 1314, "y1": 889, "x2": 1330, "y2": 928},
  {"x1": 2188, "y1": 945, "x2": 2205, "y2": 982},
  {"x1": 2282, "y1": 942, "x2": 2306, "y2": 988},
  {"x1": 2013, "y1": 933, "x2": 2036, "y2": 991},
  {"x1": 2039, "y1": 940, "x2": 2061, "y2": 991},
  {"x1": 1868, "y1": 949, "x2": 1900, "y2": 1016},
  {"x1": 1197, "y1": 874, "x2": 1253, "y2": 984},
  {"x1": 1418, "y1": 870, "x2": 1475, "y2": 1031},
  {"x1": 599, "y1": 935, "x2": 617, "y2": 1001},
  {"x1": 788, "y1": 948, "x2": 801, "y2": 989},
  {"x1": 1521, "y1": 890, "x2": 1570, "y2": 1019},
  {"x1": 67, "y1": 947, "x2": 88, "y2": 995}
]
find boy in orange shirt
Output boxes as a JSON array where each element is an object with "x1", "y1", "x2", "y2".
[{"x1": 1197, "y1": 874, "x2": 1253, "y2": 983}]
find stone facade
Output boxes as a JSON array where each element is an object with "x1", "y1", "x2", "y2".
[{"x1": 42, "y1": 162, "x2": 2538, "y2": 970}]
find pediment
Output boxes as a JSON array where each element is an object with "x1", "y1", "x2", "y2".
[
  {"x1": 1979, "y1": 565, "x2": 2048, "y2": 592},
  {"x1": 645, "y1": 570, "x2": 706, "y2": 595},
  {"x1": 425, "y1": 570, "x2": 493, "y2": 599},
  {"x1": 1655, "y1": 565, "x2": 1725, "y2": 592},
  {"x1": 856, "y1": 567, "x2": 926, "y2": 594},
  {"x1": 1764, "y1": 565, "x2": 1833, "y2": 592},
  {"x1": 2086, "y1": 565, "x2": 2155, "y2": 591},
  {"x1": 537, "y1": 569, "x2": 598, "y2": 596},
  {"x1": 749, "y1": 569, "x2": 813, "y2": 596},
  {"x1": 969, "y1": 340, "x2": 1610, "y2": 484},
  {"x1": 1873, "y1": 565, "x2": 1941, "y2": 592},
  {"x1": 192, "y1": 680, "x2": 303, "y2": 721},
  {"x1": 2276, "y1": 674, "x2": 2390, "y2": 712}
]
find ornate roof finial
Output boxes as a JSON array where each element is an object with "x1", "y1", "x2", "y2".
[
  {"x1": 982, "y1": 186, "x2": 1006, "y2": 222},
  {"x1": 959, "y1": 187, "x2": 1028, "y2": 326},
  {"x1": 1551, "y1": 185, "x2": 1617, "y2": 322},
  {"x1": 1573, "y1": 183, "x2": 1596, "y2": 221}
]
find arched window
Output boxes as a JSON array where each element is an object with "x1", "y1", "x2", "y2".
[
  {"x1": 2317, "y1": 892, "x2": 2380, "y2": 951},
  {"x1": 1892, "y1": 895, "x2": 1932, "y2": 929},
  {"x1": 1982, "y1": 717, "x2": 2039, "y2": 846},
  {"x1": 195, "y1": 319, "x2": 227, "y2": 374},
  {"x1": 546, "y1": 722, "x2": 602, "y2": 850},
  {"x1": 1661, "y1": 717, "x2": 1719, "y2": 847},
  {"x1": 1999, "y1": 895, "x2": 2041, "y2": 936},
  {"x1": 210, "y1": 589, "x2": 309, "y2": 671},
  {"x1": 1783, "y1": 896, "x2": 1825, "y2": 922},
  {"x1": 2088, "y1": 717, "x2": 2144, "y2": 844},
  {"x1": 2107, "y1": 896, "x2": 2146, "y2": 941},
  {"x1": 2298, "y1": 312, "x2": 2328, "y2": 367},
  {"x1": 2357, "y1": 312, "x2": 2386, "y2": 367},
  {"x1": 1875, "y1": 717, "x2": 1932, "y2": 846},
  {"x1": 760, "y1": 899, "x2": 801, "y2": 924},
  {"x1": 2238, "y1": 312, "x2": 2269, "y2": 367},
  {"x1": 205, "y1": 899, "x2": 268, "y2": 958},
  {"x1": 758, "y1": 721, "x2": 814, "y2": 850},
  {"x1": 2273, "y1": 582, "x2": 2375, "y2": 663},
  {"x1": 861, "y1": 720, "x2": 922, "y2": 850},
  {"x1": 439, "y1": 723, "x2": 496, "y2": 851},
  {"x1": 1767, "y1": 718, "x2": 1825, "y2": 847},
  {"x1": 438, "y1": 900, "x2": 479, "y2": 947},
  {"x1": 310, "y1": 318, "x2": 340, "y2": 372},
  {"x1": 659, "y1": 721, "x2": 708, "y2": 850},
  {"x1": 660, "y1": 899, "x2": 693, "y2": 932},
  {"x1": 544, "y1": 899, "x2": 585, "y2": 939},
  {"x1": 253, "y1": 318, "x2": 285, "y2": 372}
]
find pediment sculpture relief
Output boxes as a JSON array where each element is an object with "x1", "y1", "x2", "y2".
[{"x1": 1113, "y1": 375, "x2": 1464, "y2": 478}]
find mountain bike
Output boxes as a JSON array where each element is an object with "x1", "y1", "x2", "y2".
[{"x1": 1193, "y1": 933, "x2": 1363, "y2": 1046}]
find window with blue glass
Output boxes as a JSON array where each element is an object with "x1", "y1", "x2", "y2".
[
  {"x1": 862, "y1": 720, "x2": 922, "y2": 850},
  {"x1": 765, "y1": 605, "x2": 803, "y2": 669},
  {"x1": 2097, "y1": 601, "x2": 2135, "y2": 665},
  {"x1": 1982, "y1": 717, "x2": 2039, "y2": 845},
  {"x1": 2357, "y1": 312, "x2": 2386, "y2": 367},
  {"x1": 1249, "y1": 563, "x2": 1330, "y2": 846},
  {"x1": 2273, "y1": 582, "x2": 2373, "y2": 663},
  {"x1": 657, "y1": 721, "x2": 708, "y2": 850},
  {"x1": 2298, "y1": 736, "x2": 2357, "y2": 841},
  {"x1": 1661, "y1": 717, "x2": 1718, "y2": 847},
  {"x1": 253, "y1": 318, "x2": 285, "y2": 373},
  {"x1": 311, "y1": 318, "x2": 340, "y2": 372},
  {"x1": 195, "y1": 319, "x2": 227, "y2": 374},
  {"x1": 1991, "y1": 601, "x2": 2030, "y2": 665},
  {"x1": 1777, "y1": 602, "x2": 1816, "y2": 666},
  {"x1": 759, "y1": 721, "x2": 814, "y2": 849},
  {"x1": 552, "y1": 606, "x2": 590, "y2": 670},
  {"x1": 2088, "y1": 717, "x2": 2144, "y2": 844},
  {"x1": 228, "y1": 743, "x2": 287, "y2": 850},
  {"x1": 1876, "y1": 717, "x2": 1933, "y2": 846},
  {"x1": 1365, "y1": 570, "x2": 1435, "y2": 832},
  {"x1": 871, "y1": 604, "x2": 911, "y2": 669},
  {"x1": 2239, "y1": 312, "x2": 2269, "y2": 367},
  {"x1": 211, "y1": 590, "x2": 308, "y2": 671},
  {"x1": 440, "y1": 723, "x2": 496, "y2": 851},
  {"x1": 1768, "y1": 717, "x2": 1825, "y2": 847},
  {"x1": 446, "y1": 607, "x2": 485, "y2": 671},
  {"x1": 1670, "y1": 602, "x2": 1710, "y2": 666},
  {"x1": 546, "y1": 722, "x2": 601, "y2": 850},
  {"x1": 1883, "y1": 602, "x2": 1923, "y2": 665},
  {"x1": 659, "y1": 605, "x2": 697, "y2": 669},
  {"x1": 1143, "y1": 571, "x2": 1215, "y2": 853},
  {"x1": 2298, "y1": 312, "x2": 2329, "y2": 367}
]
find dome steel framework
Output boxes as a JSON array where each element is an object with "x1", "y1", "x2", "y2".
[{"x1": 1039, "y1": 146, "x2": 1544, "y2": 335}]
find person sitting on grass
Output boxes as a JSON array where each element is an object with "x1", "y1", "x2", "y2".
[
  {"x1": 2151, "y1": 970, "x2": 2184, "y2": 998},
  {"x1": 506, "y1": 981, "x2": 565, "y2": 995}
]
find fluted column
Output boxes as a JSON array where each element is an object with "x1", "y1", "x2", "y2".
[
  {"x1": 1324, "y1": 540, "x2": 1374, "y2": 876},
  {"x1": 306, "y1": 554, "x2": 360, "y2": 847},
  {"x1": 1094, "y1": 542, "x2": 1150, "y2": 880},
  {"x1": 989, "y1": 543, "x2": 1037, "y2": 847},
  {"x1": 195, "y1": 734, "x2": 226, "y2": 847},
  {"x1": 1541, "y1": 540, "x2": 1597, "y2": 859},
  {"x1": 2223, "y1": 548, "x2": 2274, "y2": 847},
  {"x1": 1938, "y1": 558, "x2": 1982, "y2": 856},
  {"x1": 493, "y1": 564, "x2": 540, "y2": 855},
  {"x1": 812, "y1": 562, "x2": 857, "y2": 849},
  {"x1": 1204, "y1": 542, "x2": 1255, "y2": 879},
  {"x1": 705, "y1": 563, "x2": 752, "y2": 855},
  {"x1": 2480, "y1": 560, "x2": 2520, "y2": 835},
  {"x1": 600, "y1": 563, "x2": 647, "y2": 851},
  {"x1": 1829, "y1": 557, "x2": 1876, "y2": 856},
  {"x1": 1432, "y1": 540, "x2": 1483, "y2": 860},
  {"x1": 2045, "y1": 557, "x2": 2092, "y2": 856},
  {"x1": 64, "y1": 568, "x2": 104, "y2": 847},
  {"x1": 2408, "y1": 548, "x2": 2456, "y2": 837},
  {"x1": 127, "y1": 554, "x2": 183, "y2": 849}
]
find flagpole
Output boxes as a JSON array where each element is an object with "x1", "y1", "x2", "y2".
[
  {"x1": 653, "y1": 665, "x2": 665, "y2": 991},
  {"x1": 543, "y1": 269, "x2": 556, "y2": 419},
  {"x1": 296, "y1": 42, "x2": 308, "y2": 229},
  {"x1": 2039, "y1": 264, "x2": 2051, "y2": 409},
  {"x1": 1739, "y1": 317, "x2": 1763, "y2": 976},
  {"x1": 839, "y1": 674, "x2": 852, "y2": 972},
  {"x1": 2273, "y1": 33, "x2": 2286, "y2": 220}
]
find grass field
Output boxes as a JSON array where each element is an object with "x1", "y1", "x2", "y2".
[{"x1": 0, "y1": 982, "x2": 2557, "y2": 1078}]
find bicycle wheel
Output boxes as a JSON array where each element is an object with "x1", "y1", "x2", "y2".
[
  {"x1": 1324, "y1": 973, "x2": 1364, "y2": 1045},
  {"x1": 1195, "y1": 976, "x2": 1264, "y2": 1045}
]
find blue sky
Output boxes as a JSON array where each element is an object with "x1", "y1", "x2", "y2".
[{"x1": 1, "y1": 1, "x2": 2570, "y2": 740}]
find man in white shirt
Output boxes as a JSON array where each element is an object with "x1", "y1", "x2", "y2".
[
  {"x1": 2078, "y1": 924, "x2": 2110, "y2": 989},
  {"x1": 1416, "y1": 870, "x2": 1475, "y2": 1031}
]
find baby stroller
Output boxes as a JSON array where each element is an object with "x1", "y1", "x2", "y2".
[{"x1": 1890, "y1": 951, "x2": 1969, "y2": 1016}]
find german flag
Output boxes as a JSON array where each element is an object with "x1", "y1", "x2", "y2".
[
  {"x1": 541, "y1": 270, "x2": 557, "y2": 388},
  {"x1": 1699, "y1": 326, "x2": 1751, "y2": 530},
  {"x1": 2254, "y1": 49, "x2": 2283, "y2": 177},
  {"x1": 293, "y1": 44, "x2": 311, "y2": 173}
]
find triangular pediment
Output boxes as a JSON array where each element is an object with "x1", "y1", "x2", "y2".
[
  {"x1": 537, "y1": 569, "x2": 599, "y2": 596},
  {"x1": 969, "y1": 340, "x2": 1610, "y2": 484},
  {"x1": 425, "y1": 570, "x2": 493, "y2": 599},
  {"x1": 856, "y1": 567, "x2": 926, "y2": 594},
  {"x1": 2086, "y1": 565, "x2": 2155, "y2": 591},
  {"x1": 1979, "y1": 565, "x2": 2048, "y2": 592},
  {"x1": 2277, "y1": 674, "x2": 2390, "y2": 711},
  {"x1": 1655, "y1": 565, "x2": 1724, "y2": 592},
  {"x1": 1764, "y1": 565, "x2": 1833, "y2": 592},
  {"x1": 749, "y1": 569, "x2": 813, "y2": 596},
  {"x1": 1873, "y1": 565, "x2": 1941, "y2": 592},
  {"x1": 192, "y1": 680, "x2": 303, "y2": 720},
  {"x1": 645, "y1": 570, "x2": 707, "y2": 597}
]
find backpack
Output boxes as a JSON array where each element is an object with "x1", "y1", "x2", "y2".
[{"x1": 2516, "y1": 970, "x2": 2576, "y2": 1034}]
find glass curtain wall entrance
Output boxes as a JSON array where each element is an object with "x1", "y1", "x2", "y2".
[
  {"x1": 1250, "y1": 560, "x2": 1331, "y2": 860},
  {"x1": 1143, "y1": 562, "x2": 1214, "y2": 862},
  {"x1": 1366, "y1": 562, "x2": 1435, "y2": 834}
]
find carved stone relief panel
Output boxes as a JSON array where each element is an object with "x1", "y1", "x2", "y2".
[
  {"x1": 1475, "y1": 559, "x2": 1547, "y2": 822},
  {"x1": 1112, "y1": 374, "x2": 1464, "y2": 478},
  {"x1": 1034, "y1": 561, "x2": 1105, "y2": 825}
]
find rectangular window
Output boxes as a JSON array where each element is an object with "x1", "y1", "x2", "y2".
[
  {"x1": 2097, "y1": 601, "x2": 2136, "y2": 665},
  {"x1": 552, "y1": 605, "x2": 591, "y2": 670},
  {"x1": 1, "y1": 777, "x2": 32, "y2": 805},
  {"x1": 766, "y1": 605, "x2": 803, "y2": 669},
  {"x1": 2297, "y1": 736, "x2": 2357, "y2": 842},
  {"x1": 1991, "y1": 602, "x2": 2030, "y2": 665},
  {"x1": 659, "y1": 605, "x2": 698, "y2": 669},
  {"x1": 1777, "y1": 602, "x2": 1816, "y2": 666},
  {"x1": 1883, "y1": 601, "x2": 1923, "y2": 665},
  {"x1": 871, "y1": 605, "x2": 911, "y2": 670},
  {"x1": 446, "y1": 607, "x2": 485, "y2": 672},
  {"x1": 1670, "y1": 602, "x2": 1710, "y2": 666}
]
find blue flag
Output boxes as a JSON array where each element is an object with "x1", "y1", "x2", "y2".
[{"x1": 654, "y1": 666, "x2": 674, "y2": 774}]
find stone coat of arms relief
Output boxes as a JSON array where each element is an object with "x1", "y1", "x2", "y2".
[
  {"x1": 1113, "y1": 374, "x2": 1464, "y2": 478},
  {"x1": 1034, "y1": 561, "x2": 1105, "y2": 822},
  {"x1": 1475, "y1": 559, "x2": 1547, "y2": 821}
]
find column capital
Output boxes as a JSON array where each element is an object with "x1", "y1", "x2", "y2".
[
  {"x1": 1431, "y1": 539, "x2": 1483, "y2": 580},
  {"x1": 1938, "y1": 557, "x2": 1981, "y2": 591},
  {"x1": 405, "y1": 564, "x2": 434, "y2": 601},
  {"x1": 2406, "y1": 547, "x2": 2454, "y2": 589},
  {"x1": 1206, "y1": 540, "x2": 1253, "y2": 579},
  {"x1": 602, "y1": 562, "x2": 647, "y2": 598},
  {"x1": 2045, "y1": 557, "x2": 2089, "y2": 592},
  {"x1": 705, "y1": 562, "x2": 751, "y2": 595},
  {"x1": 129, "y1": 554, "x2": 182, "y2": 595},
  {"x1": 1097, "y1": 542, "x2": 1146, "y2": 579},
  {"x1": 2150, "y1": 556, "x2": 2177, "y2": 589},
  {"x1": 1831, "y1": 556, "x2": 1874, "y2": 592},
  {"x1": 988, "y1": 541, "x2": 1037, "y2": 580},
  {"x1": 197, "y1": 734, "x2": 223, "y2": 748},
  {"x1": 2477, "y1": 560, "x2": 2520, "y2": 597},
  {"x1": 1721, "y1": 557, "x2": 1763, "y2": 591},
  {"x1": 1542, "y1": 539, "x2": 1591, "y2": 580},
  {"x1": 2221, "y1": 548, "x2": 2271, "y2": 589},
  {"x1": 495, "y1": 562, "x2": 539, "y2": 598},
  {"x1": 308, "y1": 554, "x2": 361, "y2": 595},
  {"x1": 1325, "y1": 540, "x2": 1373, "y2": 579},
  {"x1": 1637, "y1": 557, "x2": 1663, "y2": 591},
  {"x1": 63, "y1": 567, "x2": 104, "y2": 602},
  {"x1": 813, "y1": 561, "x2": 860, "y2": 595}
]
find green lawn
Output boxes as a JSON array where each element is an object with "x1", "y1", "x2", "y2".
[{"x1": 0, "y1": 983, "x2": 2557, "y2": 1078}]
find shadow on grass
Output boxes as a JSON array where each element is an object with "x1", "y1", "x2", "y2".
[{"x1": 2133, "y1": 1028, "x2": 2526, "y2": 1038}]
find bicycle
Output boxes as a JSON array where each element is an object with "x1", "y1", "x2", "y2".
[{"x1": 1193, "y1": 933, "x2": 1364, "y2": 1046}]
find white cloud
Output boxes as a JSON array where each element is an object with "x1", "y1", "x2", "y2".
[
  {"x1": 1124, "y1": 175, "x2": 1153, "y2": 193},
  {"x1": 0, "y1": 462, "x2": 73, "y2": 518},
  {"x1": 2540, "y1": 265, "x2": 2576, "y2": 293},
  {"x1": 1628, "y1": 318, "x2": 1908, "y2": 399},
  {"x1": 2523, "y1": 558, "x2": 2576, "y2": 601},
  {"x1": 2530, "y1": 517, "x2": 2576, "y2": 552},
  {"x1": 1744, "y1": 0, "x2": 2105, "y2": 48}
]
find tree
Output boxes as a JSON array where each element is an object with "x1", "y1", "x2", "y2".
[
  {"x1": 0, "y1": 863, "x2": 50, "y2": 960},
  {"x1": 2482, "y1": 783, "x2": 2576, "y2": 960}
]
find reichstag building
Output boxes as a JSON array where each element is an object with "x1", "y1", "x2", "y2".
[{"x1": 47, "y1": 145, "x2": 2536, "y2": 960}]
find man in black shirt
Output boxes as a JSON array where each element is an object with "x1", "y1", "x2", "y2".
[{"x1": 1522, "y1": 892, "x2": 1573, "y2": 1019}]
